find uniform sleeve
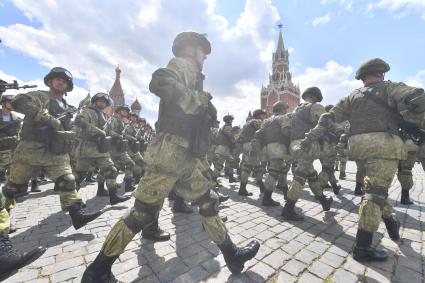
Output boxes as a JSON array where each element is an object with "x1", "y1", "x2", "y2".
[
  {"x1": 74, "y1": 109, "x2": 105, "y2": 137},
  {"x1": 330, "y1": 96, "x2": 351, "y2": 123},
  {"x1": 108, "y1": 117, "x2": 122, "y2": 138},
  {"x1": 310, "y1": 104, "x2": 326, "y2": 125},
  {"x1": 11, "y1": 92, "x2": 43, "y2": 119}
]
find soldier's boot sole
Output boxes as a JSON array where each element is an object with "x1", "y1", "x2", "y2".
[
  {"x1": 0, "y1": 247, "x2": 46, "y2": 282},
  {"x1": 219, "y1": 195, "x2": 230, "y2": 203},
  {"x1": 110, "y1": 195, "x2": 131, "y2": 206},
  {"x1": 71, "y1": 211, "x2": 103, "y2": 230},
  {"x1": 353, "y1": 247, "x2": 388, "y2": 262},
  {"x1": 142, "y1": 230, "x2": 171, "y2": 242},
  {"x1": 281, "y1": 211, "x2": 304, "y2": 221}
]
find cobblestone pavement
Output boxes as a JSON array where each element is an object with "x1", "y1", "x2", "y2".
[{"x1": 4, "y1": 161, "x2": 425, "y2": 283}]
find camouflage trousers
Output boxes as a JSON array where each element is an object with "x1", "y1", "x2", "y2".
[
  {"x1": 358, "y1": 158, "x2": 398, "y2": 232},
  {"x1": 111, "y1": 152, "x2": 135, "y2": 181},
  {"x1": 128, "y1": 151, "x2": 145, "y2": 179},
  {"x1": 101, "y1": 133, "x2": 228, "y2": 257},
  {"x1": 212, "y1": 153, "x2": 231, "y2": 179},
  {"x1": 240, "y1": 153, "x2": 263, "y2": 185},
  {"x1": 0, "y1": 189, "x2": 10, "y2": 237},
  {"x1": 0, "y1": 149, "x2": 13, "y2": 176},
  {"x1": 397, "y1": 151, "x2": 416, "y2": 192},
  {"x1": 5, "y1": 141, "x2": 81, "y2": 212},
  {"x1": 356, "y1": 160, "x2": 366, "y2": 184},
  {"x1": 318, "y1": 156, "x2": 338, "y2": 188},
  {"x1": 264, "y1": 159, "x2": 289, "y2": 193},
  {"x1": 75, "y1": 156, "x2": 118, "y2": 191},
  {"x1": 288, "y1": 156, "x2": 324, "y2": 201}
]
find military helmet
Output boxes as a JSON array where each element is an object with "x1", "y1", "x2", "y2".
[
  {"x1": 115, "y1": 105, "x2": 130, "y2": 113},
  {"x1": 301, "y1": 86, "x2": 323, "y2": 102},
  {"x1": 0, "y1": 94, "x2": 15, "y2": 104},
  {"x1": 252, "y1": 109, "x2": 266, "y2": 118},
  {"x1": 91, "y1": 92, "x2": 112, "y2": 106},
  {"x1": 138, "y1": 117, "x2": 147, "y2": 123},
  {"x1": 324, "y1": 104, "x2": 334, "y2": 112},
  {"x1": 129, "y1": 112, "x2": 139, "y2": 117},
  {"x1": 44, "y1": 67, "x2": 73, "y2": 92},
  {"x1": 272, "y1": 101, "x2": 289, "y2": 113},
  {"x1": 172, "y1": 32, "x2": 211, "y2": 57},
  {"x1": 355, "y1": 58, "x2": 390, "y2": 80},
  {"x1": 223, "y1": 114, "x2": 234, "y2": 123}
]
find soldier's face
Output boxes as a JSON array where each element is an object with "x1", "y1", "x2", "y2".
[
  {"x1": 95, "y1": 99, "x2": 107, "y2": 110},
  {"x1": 121, "y1": 110, "x2": 129, "y2": 118},
  {"x1": 2, "y1": 101, "x2": 13, "y2": 111},
  {"x1": 49, "y1": 77, "x2": 68, "y2": 93},
  {"x1": 130, "y1": 116, "x2": 137, "y2": 123},
  {"x1": 195, "y1": 47, "x2": 207, "y2": 69},
  {"x1": 304, "y1": 95, "x2": 316, "y2": 103}
]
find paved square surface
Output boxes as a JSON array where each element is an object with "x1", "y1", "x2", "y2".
[{"x1": 4, "y1": 161, "x2": 425, "y2": 282}]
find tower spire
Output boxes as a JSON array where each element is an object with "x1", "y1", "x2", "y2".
[{"x1": 276, "y1": 23, "x2": 284, "y2": 51}]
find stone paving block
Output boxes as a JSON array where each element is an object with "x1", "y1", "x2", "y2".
[
  {"x1": 5, "y1": 269, "x2": 39, "y2": 283},
  {"x1": 282, "y1": 259, "x2": 307, "y2": 276},
  {"x1": 170, "y1": 266, "x2": 210, "y2": 283},
  {"x1": 295, "y1": 248, "x2": 320, "y2": 263},
  {"x1": 275, "y1": 270, "x2": 297, "y2": 283},
  {"x1": 308, "y1": 260, "x2": 334, "y2": 279},
  {"x1": 320, "y1": 251, "x2": 346, "y2": 268},
  {"x1": 158, "y1": 259, "x2": 189, "y2": 283},
  {"x1": 393, "y1": 264, "x2": 423, "y2": 283},
  {"x1": 246, "y1": 261, "x2": 275, "y2": 281},
  {"x1": 50, "y1": 265, "x2": 86, "y2": 282},
  {"x1": 262, "y1": 249, "x2": 291, "y2": 269},
  {"x1": 297, "y1": 271, "x2": 323, "y2": 283},
  {"x1": 332, "y1": 268, "x2": 359, "y2": 283}
]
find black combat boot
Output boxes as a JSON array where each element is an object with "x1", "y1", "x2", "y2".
[
  {"x1": 81, "y1": 252, "x2": 119, "y2": 283},
  {"x1": 238, "y1": 182, "x2": 252, "y2": 196},
  {"x1": 330, "y1": 181, "x2": 341, "y2": 195},
  {"x1": 281, "y1": 199, "x2": 304, "y2": 221},
  {"x1": 256, "y1": 180, "x2": 265, "y2": 194},
  {"x1": 124, "y1": 178, "x2": 135, "y2": 192},
  {"x1": 109, "y1": 188, "x2": 131, "y2": 205},
  {"x1": 339, "y1": 171, "x2": 346, "y2": 180},
  {"x1": 68, "y1": 203, "x2": 103, "y2": 230},
  {"x1": 217, "y1": 235, "x2": 260, "y2": 275},
  {"x1": 400, "y1": 190, "x2": 413, "y2": 205},
  {"x1": 96, "y1": 182, "x2": 109, "y2": 197},
  {"x1": 262, "y1": 191, "x2": 280, "y2": 206},
  {"x1": 219, "y1": 194, "x2": 230, "y2": 203},
  {"x1": 172, "y1": 196, "x2": 193, "y2": 214},
  {"x1": 30, "y1": 179, "x2": 41, "y2": 193},
  {"x1": 383, "y1": 214, "x2": 400, "y2": 241},
  {"x1": 317, "y1": 195, "x2": 333, "y2": 211},
  {"x1": 228, "y1": 173, "x2": 237, "y2": 183},
  {"x1": 168, "y1": 190, "x2": 176, "y2": 201},
  {"x1": 0, "y1": 237, "x2": 46, "y2": 281},
  {"x1": 353, "y1": 229, "x2": 388, "y2": 262},
  {"x1": 142, "y1": 220, "x2": 171, "y2": 242},
  {"x1": 85, "y1": 171, "x2": 96, "y2": 183},
  {"x1": 354, "y1": 182, "x2": 364, "y2": 196}
]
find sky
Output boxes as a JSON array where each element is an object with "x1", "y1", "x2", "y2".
[{"x1": 0, "y1": 0, "x2": 424, "y2": 125}]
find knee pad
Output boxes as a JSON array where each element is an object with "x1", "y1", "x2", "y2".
[
  {"x1": 194, "y1": 189, "x2": 220, "y2": 217},
  {"x1": 123, "y1": 199, "x2": 160, "y2": 234},
  {"x1": 56, "y1": 174, "x2": 76, "y2": 192},
  {"x1": 101, "y1": 166, "x2": 118, "y2": 179}
]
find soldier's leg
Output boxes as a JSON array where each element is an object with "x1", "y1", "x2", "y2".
[
  {"x1": 262, "y1": 159, "x2": 282, "y2": 206},
  {"x1": 354, "y1": 158, "x2": 398, "y2": 262},
  {"x1": 175, "y1": 159, "x2": 260, "y2": 275},
  {"x1": 74, "y1": 157, "x2": 91, "y2": 191},
  {"x1": 276, "y1": 162, "x2": 290, "y2": 199},
  {"x1": 253, "y1": 161, "x2": 266, "y2": 194},
  {"x1": 239, "y1": 159, "x2": 253, "y2": 196},
  {"x1": 44, "y1": 163, "x2": 102, "y2": 230},
  {"x1": 212, "y1": 154, "x2": 226, "y2": 181},
  {"x1": 339, "y1": 155, "x2": 348, "y2": 179},
  {"x1": 355, "y1": 160, "x2": 366, "y2": 195},
  {"x1": 120, "y1": 153, "x2": 135, "y2": 192},
  {"x1": 319, "y1": 157, "x2": 341, "y2": 195},
  {"x1": 132, "y1": 153, "x2": 145, "y2": 184},
  {"x1": 97, "y1": 158, "x2": 130, "y2": 205},
  {"x1": 397, "y1": 151, "x2": 416, "y2": 205}
]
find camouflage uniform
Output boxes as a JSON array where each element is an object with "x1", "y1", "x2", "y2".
[
  {"x1": 123, "y1": 118, "x2": 145, "y2": 183},
  {"x1": 302, "y1": 58, "x2": 425, "y2": 262},
  {"x1": 397, "y1": 140, "x2": 417, "y2": 204},
  {"x1": 212, "y1": 118, "x2": 235, "y2": 181},
  {"x1": 207, "y1": 125, "x2": 219, "y2": 165},
  {"x1": 335, "y1": 122, "x2": 350, "y2": 179},
  {"x1": 254, "y1": 102, "x2": 291, "y2": 206},
  {"x1": 73, "y1": 100, "x2": 130, "y2": 204},
  {"x1": 0, "y1": 111, "x2": 21, "y2": 182},
  {"x1": 283, "y1": 87, "x2": 333, "y2": 221},
  {"x1": 82, "y1": 32, "x2": 259, "y2": 282},
  {"x1": 108, "y1": 112, "x2": 136, "y2": 189},
  {"x1": 238, "y1": 116, "x2": 264, "y2": 196}
]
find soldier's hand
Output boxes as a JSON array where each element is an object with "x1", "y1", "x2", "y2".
[
  {"x1": 95, "y1": 128, "x2": 106, "y2": 138},
  {"x1": 47, "y1": 117, "x2": 62, "y2": 130},
  {"x1": 300, "y1": 138, "x2": 312, "y2": 152}
]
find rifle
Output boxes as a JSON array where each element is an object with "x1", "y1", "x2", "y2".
[
  {"x1": 55, "y1": 106, "x2": 81, "y2": 121},
  {"x1": 0, "y1": 80, "x2": 37, "y2": 94}
]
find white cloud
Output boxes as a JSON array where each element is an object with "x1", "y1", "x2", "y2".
[
  {"x1": 320, "y1": 0, "x2": 353, "y2": 10},
  {"x1": 293, "y1": 60, "x2": 362, "y2": 105},
  {"x1": 0, "y1": 0, "x2": 280, "y2": 123},
  {"x1": 312, "y1": 13, "x2": 331, "y2": 27},
  {"x1": 406, "y1": 70, "x2": 425, "y2": 88},
  {"x1": 366, "y1": 0, "x2": 425, "y2": 20}
]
